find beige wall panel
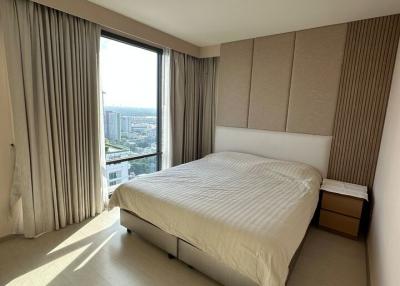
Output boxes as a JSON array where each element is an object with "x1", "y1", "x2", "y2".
[
  {"x1": 217, "y1": 39, "x2": 254, "y2": 128},
  {"x1": 248, "y1": 33, "x2": 295, "y2": 131},
  {"x1": 286, "y1": 24, "x2": 347, "y2": 135}
]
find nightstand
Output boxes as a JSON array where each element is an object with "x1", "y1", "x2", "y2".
[{"x1": 318, "y1": 179, "x2": 368, "y2": 239}]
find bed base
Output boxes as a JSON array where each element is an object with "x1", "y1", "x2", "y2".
[
  {"x1": 121, "y1": 209, "x2": 178, "y2": 257},
  {"x1": 120, "y1": 209, "x2": 304, "y2": 286}
]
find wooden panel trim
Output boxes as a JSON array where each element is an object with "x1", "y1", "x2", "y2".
[{"x1": 328, "y1": 14, "x2": 400, "y2": 189}]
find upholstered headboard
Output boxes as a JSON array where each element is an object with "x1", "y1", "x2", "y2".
[{"x1": 214, "y1": 126, "x2": 332, "y2": 177}]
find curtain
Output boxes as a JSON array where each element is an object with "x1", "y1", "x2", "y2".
[
  {"x1": 161, "y1": 49, "x2": 172, "y2": 169},
  {"x1": 170, "y1": 50, "x2": 218, "y2": 166},
  {"x1": 0, "y1": 0, "x2": 103, "y2": 237}
]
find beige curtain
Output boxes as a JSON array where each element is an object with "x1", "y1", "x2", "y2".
[
  {"x1": 0, "y1": 0, "x2": 103, "y2": 237},
  {"x1": 170, "y1": 50, "x2": 218, "y2": 166}
]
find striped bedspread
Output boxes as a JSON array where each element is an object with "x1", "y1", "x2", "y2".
[{"x1": 109, "y1": 152, "x2": 322, "y2": 286}]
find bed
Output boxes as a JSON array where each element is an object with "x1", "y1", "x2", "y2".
[{"x1": 109, "y1": 149, "x2": 324, "y2": 286}]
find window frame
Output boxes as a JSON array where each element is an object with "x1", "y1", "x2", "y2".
[{"x1": 101, "y1": 31, "x2": 163, "y2": 171}]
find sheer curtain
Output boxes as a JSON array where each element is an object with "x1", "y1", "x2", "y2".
[
  {"x1": 170, "y1": 50, "x2": 218, "y2": 166},
  {"x1": 161, "y1": 49, "x2": 172, "y2": 169},
  {"x1": 1, "y1": 0, "x2": 104, "y2": 237}
]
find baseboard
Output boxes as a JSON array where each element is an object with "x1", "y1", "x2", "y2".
[
  {"x1": 0, "y1": 234, "x2": 22, "y2": 243},
  {"x1": 365, "y1": 241, "x2": 371, "y2": 286}
]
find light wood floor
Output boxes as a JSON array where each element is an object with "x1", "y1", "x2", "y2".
[{"x1": 0, "y1": 208, "x2": 367, "y2": 286}]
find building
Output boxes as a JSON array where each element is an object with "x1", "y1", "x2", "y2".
[
  {"x1": 121, "y1": 115, "x2": 134, "y2": 138},
  {"x1": 106, "y1": 161, "x2": 129, "y2": 186},
  {"x1": 105, "y1": 143, "x2": 134, "y2": 186},
  {"x1": 104, "y1": 110, "x2": 121, "y2": 142}
]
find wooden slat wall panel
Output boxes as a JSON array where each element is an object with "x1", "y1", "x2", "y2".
[{"x1": 328, "y1": 15, "x2": 400, "y2": 189}]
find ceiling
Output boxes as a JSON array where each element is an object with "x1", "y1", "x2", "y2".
[{"x1": 89, "y1": 0, "x2": 400, "y2": 47}]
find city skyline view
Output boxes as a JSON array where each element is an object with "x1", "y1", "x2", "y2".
[
  {"x1": 100, "y1": 36, "x2": 160, "y2": 188},
  {"x1": 103, "y1": 100, "x2": 158, "y2": 187}
]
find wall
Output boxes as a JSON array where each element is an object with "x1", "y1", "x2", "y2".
[
  {"x1": 367, "y1": 41, "x2": 400, "y2": 286},
  {"x1": 199, "y1": 44, "x2": 221, "y2": 58},
  {"x1": 0, "y1": 27, "x2": 16, "y2": 238}
]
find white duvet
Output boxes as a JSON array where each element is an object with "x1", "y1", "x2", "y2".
[{"x1": 109, "y1": 152, "x2": 322, "y2": 286}]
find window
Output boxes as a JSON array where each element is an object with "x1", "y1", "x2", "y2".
[
  {"x1": 108, "y1": 171, "x2": 121, "y2": 180},
  {"x1": 100, "y1": 32, "x2": 162, "y2": 189}
]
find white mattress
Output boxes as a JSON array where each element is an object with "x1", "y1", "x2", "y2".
[{"x1": 109, "y1": 152, "x2": 322, "y2": 286}]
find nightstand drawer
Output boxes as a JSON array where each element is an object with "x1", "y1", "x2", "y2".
[
  {"x1": 319, "y1": 209, "x2": 360, "y2": 237},
  {"x1": 321, "y1": 192, "x2": 363, "y2": 218}
]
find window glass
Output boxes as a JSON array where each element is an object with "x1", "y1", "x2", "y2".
[{"x1": 100, "y1": 34, "x2": 161, "y2": 189}]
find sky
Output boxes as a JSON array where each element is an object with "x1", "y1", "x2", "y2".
[{"x1": 100, "y1": 36, "x2": 158, "y2": 108}]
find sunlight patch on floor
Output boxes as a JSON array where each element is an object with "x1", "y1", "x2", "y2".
[
  {"x1": 74, "y1": 231, "x2": 116, "y2": 271},
  {"x1": 6, "y1": 245, "x2": 91, "y2": 286},
  {"x1": 48, "y1": 209, "x2": 119, "y2": 255}
]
